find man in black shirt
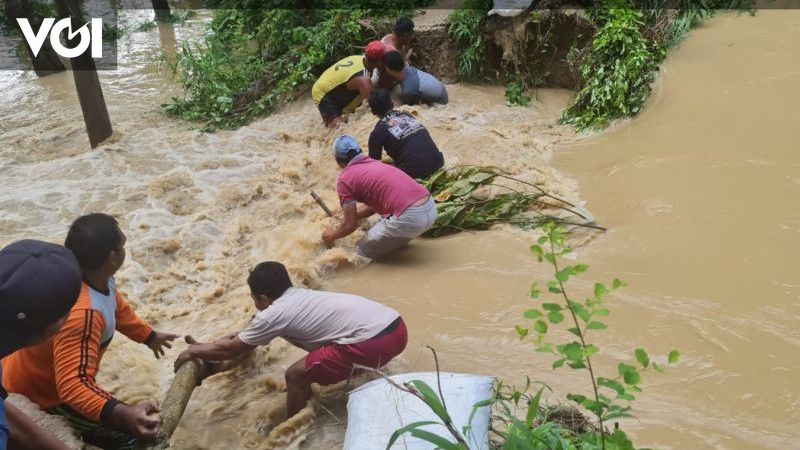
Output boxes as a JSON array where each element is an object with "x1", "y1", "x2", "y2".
[{"x1": 367, "y1": 89, "x2": 445, "y2": 180}]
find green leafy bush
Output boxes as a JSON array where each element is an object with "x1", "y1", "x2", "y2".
[
  {"x1": 505, "y1": 79, "x2": 531, "y2": 107},
  {"x1": 447, "y1": 0, "x2": 492, "y2": 80},
  {"x1": 562, "y1": 5, "x2": 662, "y2": 130},
  {"x1": 136, "y1": 20, "x2": 157, "y2": 32},
  {"x1": 564, "y1": 0, "x2": 756, "y2": 131},
  {"x1": 102, "y1": 23, "x2": 122, "y2": 41}
]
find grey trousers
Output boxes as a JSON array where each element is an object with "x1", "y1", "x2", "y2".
[{"x1": 356, "y1": 198, "x2": 437, "y2": 259}]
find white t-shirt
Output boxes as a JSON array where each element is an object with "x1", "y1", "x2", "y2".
[{"x1": 238, "y1": 287, "x2": 400, "y2": 351}]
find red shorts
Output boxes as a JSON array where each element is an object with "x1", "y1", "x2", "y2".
[{"x1": 305, "y1": 317, "x2": 408, "y2": 385}]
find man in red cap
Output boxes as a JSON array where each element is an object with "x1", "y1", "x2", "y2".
[
  {"x1": 365, "y1": 40, "x2": 398, "y2": 90},
  {"x1": 311, "y1": 41, "x2": 386, "y2": 128}
]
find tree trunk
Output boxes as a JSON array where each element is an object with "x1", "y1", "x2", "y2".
[
  {"x1": 151, "y1": 0, "x2": 172, "y2": 22},
  {"x1": 2, "y1": 0, "x2": 66, "y2": 76},
  {"x1": 54, "y1": 0, "x2": 113, "y2": 149}
]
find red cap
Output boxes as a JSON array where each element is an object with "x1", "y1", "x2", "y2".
[{"x1": 365, "y1": 41, "x2": 386, "y2": 60}]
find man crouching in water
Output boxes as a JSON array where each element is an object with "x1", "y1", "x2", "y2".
[
  {"x1": 174, "y1": 261, "x2": 407, "y2": 419},
  {"x1": 322, "y1": 135, "x2": 437, "y2": 259}
]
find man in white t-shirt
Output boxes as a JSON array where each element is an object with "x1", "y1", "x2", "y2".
[{"x1": 174, "y1": 261, "x2": 407, "y2": 419}]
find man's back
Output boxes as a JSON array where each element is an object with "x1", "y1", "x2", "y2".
[
  {"x1": 401, "y1": 66, "x2": 448, "y2": 105},
  {"x1": 336, "y1": 156, "x2": 431, "y2": 217},
  {"x1": 368, "y1": 111, "x2": 444, "y2": 179},
  {"x1": 312, "y1": 55, "x2": 368, "y2": 110},
  {"x1": 238, "y1": 287, "x2": 399, "y2": 351}
]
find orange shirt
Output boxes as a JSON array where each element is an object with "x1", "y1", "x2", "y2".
[{"x1": 1, "y1": 279, "x2": 152, "y2": 422}]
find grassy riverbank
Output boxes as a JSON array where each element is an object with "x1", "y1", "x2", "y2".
[{"x1": 161, "y1": 0, "x2": 754, "y2": 131}]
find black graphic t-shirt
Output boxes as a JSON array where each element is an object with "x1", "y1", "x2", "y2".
[{"x1": 368, "y1": 110, "x2": 444, "y2": 179}]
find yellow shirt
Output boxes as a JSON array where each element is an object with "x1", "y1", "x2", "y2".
[{"x1": 312, "y1": 55, "x2": 369, "y2": 113}]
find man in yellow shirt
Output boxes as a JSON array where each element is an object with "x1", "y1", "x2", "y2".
[{"x1": 311, "y1": 41, "x2": 386, "y2": 128}]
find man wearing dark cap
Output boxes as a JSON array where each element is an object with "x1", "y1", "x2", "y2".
[
  {"x1": 0, "y1": 239, "x2": 83, "y2": 450},
  {"x1": 3, "y1": 214, "x2": 175, "y2": 449}
]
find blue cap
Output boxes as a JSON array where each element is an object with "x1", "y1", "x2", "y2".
[
  {"x1": 333, "y1": 135, "x2": 362, "y2": 160},
  {"x1": 0, "y1": 240, "x2": 82, "y2": 357}
]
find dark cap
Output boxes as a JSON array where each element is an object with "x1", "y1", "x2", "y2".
[{"x1": 0, "y1": 240, "x2": 82, "y2": 356}]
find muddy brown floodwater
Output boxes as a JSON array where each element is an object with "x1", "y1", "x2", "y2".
[
  {"x1": 328, "y1": 9, "x2": 800, "y2": 450},
  {"x1": 0, "y1": 7, "x2": 797, "y2": 450}
]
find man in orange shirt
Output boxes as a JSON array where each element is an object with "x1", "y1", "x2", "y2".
[{"x1": 2, "y1": 214, "x2": 178, "y2": 449}]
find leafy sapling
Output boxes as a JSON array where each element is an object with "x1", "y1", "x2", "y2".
[{"x1": 519, "y1": 222, "x2": 679, "y2": 449}]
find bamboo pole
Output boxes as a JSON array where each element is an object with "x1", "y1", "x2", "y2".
[
  {"x1": 143, "y1": 360, "x2": 204, "y2": 450},
  {"x1": 142, "y1": 336, "x2": 245, "y2": 449}
]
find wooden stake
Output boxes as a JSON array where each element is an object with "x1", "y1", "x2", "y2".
[{"x1": 311, "y1": 191, "x2": 334, "y2": 217}]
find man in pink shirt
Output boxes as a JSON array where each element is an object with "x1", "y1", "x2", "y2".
[{"x1": 321, "y1": 135, "x2": 437, "y2": 259}]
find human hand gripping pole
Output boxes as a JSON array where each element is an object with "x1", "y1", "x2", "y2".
[
  {"x1": 109, "y1": 400, "x2": 161, "y2": 442},
  {"x1": 141, "y1": 336, "x2": 251, "y2": 449}
]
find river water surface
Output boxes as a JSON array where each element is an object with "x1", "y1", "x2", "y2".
[{"x1": 0, "y1": 8, "x2": 798, "y2": 450}]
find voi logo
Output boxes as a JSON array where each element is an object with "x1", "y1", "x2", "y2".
[{"x1": 16, "y1": 18, "x2": 102, "y2": 59}]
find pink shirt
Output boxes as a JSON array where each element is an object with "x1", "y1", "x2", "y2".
[{"x1": 337, "y1": 156, "x2": 430, "y2": 217}]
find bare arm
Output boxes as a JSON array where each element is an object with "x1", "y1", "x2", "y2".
[
  {"x1": 346, "y1": 76, "x2": 373, "y2": 105},
  {"x1": 174, "y1": 335, "x2": 254, "y2": 372},
  {"x1": 322, "y1": 203, "x2": 361, "y2": 247},
  {"x1": 6, "y1": 403, "x2": 71, "y2": 450},
  {"x1": 357, "y1": 206, "x2": 375, "y2": 220}
]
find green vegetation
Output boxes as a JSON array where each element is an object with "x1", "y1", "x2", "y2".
[
  {"x1": 138, "y1": 10, "x2": 197, "y2": 31},
  {"x1": 505, "y1": 79, "x2": 531, "y2": 107},
  {"x1": 390, "y1": 223, "x2": 680, "y2": 449},
  {"x1": 136, "y1": 20, "x2": 157, "y2": 32},
  {"x1": 0, "y1": 0, "x2": 57, "y2": 35},
  {"x1": 0, "y1": 8, "x2": 10, "y2": 34},
  {"x1": 102, "y1": 23, "x2": 123, "y2": 41},
  {"x1": 563, "y1": 0, "x2": 756, "y2": 130},
  {"x1": 420, "y1": 167, "x2": 592, "y2": 238},
  {"x1": 447, "y1": 0, "x2": 492, "y2": 80},
  {"x1": 562, "y1": 5, "x2": 661, "y2": 130},
  {"x1": 164, "y1": 1, "x2": 432, "y2": 130}
]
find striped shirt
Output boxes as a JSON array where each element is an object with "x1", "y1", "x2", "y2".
[{"x1": 1, "y1": 280, "x2": 153, "y2": 422}]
